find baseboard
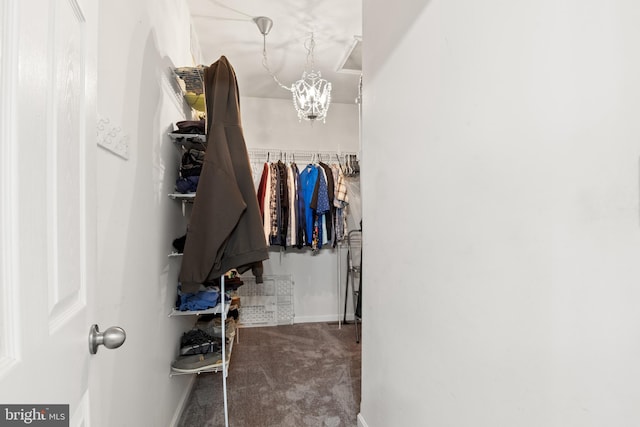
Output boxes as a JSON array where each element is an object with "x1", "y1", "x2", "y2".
[
  {"x1": 293, "y1": 314, "x2": 357, "y2": 324},
  {"x1": 169, "y1": 375, "x2": 197, "y2": 427},
  {"x1": 357, "y1": 412, "x2": 369, "y2": 427}
]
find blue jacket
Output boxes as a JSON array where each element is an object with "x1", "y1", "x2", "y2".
[{"x1": 299, "y1": 164, "x2": 319, "y2": 245}]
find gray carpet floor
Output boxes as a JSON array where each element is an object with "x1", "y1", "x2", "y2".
[{"x1": 177, "y1": 322, "x2": 362, "y2": 427}]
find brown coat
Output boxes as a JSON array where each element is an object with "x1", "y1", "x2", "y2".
[{"x1": 179, "y1": 56, "x2": 268, "y2": 293}]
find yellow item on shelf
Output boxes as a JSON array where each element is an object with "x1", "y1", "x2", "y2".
[{"x1": 184, "y1": 92, "x2": 206, "y2": 112}]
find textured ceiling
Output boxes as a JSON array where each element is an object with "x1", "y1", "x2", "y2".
[{"x1": 186, "y1": 0, "x2": 362, "y2": 105}]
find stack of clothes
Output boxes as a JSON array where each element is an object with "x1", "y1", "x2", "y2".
[
  {"x1": 175, "y1": 284, "x2": 225, "y2": 312},
  {"x1": 174, "y1": 120, "x2": 206, "y2": 194},
  {"x1": 174, "y1": 120, "x2": 205, "y2": 136},
  {"x1": 173, "y1": 263, "x2": 243, "y2": 313}
]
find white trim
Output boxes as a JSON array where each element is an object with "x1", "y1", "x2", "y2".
[
  {"x1": 0, "y1": 0, "x2": 20, "y2": 376},
  {"x1": 357, "y1": 412, "x2": 369, "y2": 427},
  {"x1": 293, "y1": 314, "x2": 357, "y2": 324},
  {"x1": 70, "y1": 389, "x2": 90, "y2": 426},
  {"x1": 77, "y1": 0, "x2": 89, "y2": 321},
  {"x1": 67, "y1": 0, "x2": 86, "y2": 23},
  {"x1": 169, "y1": 375, "x2": 197, "y2": 427},
  {"x1": 46, "y1": 0, "x2": 60, "y2": 318},
  {"x1": 335, "y1": 36, "x2": 362, "y2": 75},
  {"x1": 47, "y1": 2, "x2": 90, "y2": 334},
  {"x1": 49, "y1": 0, "x2": 89, "y2": 334},
  {"x1": 49, "y1": 296, "x2": 85, "y2": 334}
]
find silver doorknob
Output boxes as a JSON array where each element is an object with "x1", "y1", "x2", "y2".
[{"x1": 88, "y1": 324, "x2": 126, "y2": 354}]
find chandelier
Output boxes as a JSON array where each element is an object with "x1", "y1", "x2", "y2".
[{"x1": 254, "y1": 16, "x2": 332, "y2": 123}]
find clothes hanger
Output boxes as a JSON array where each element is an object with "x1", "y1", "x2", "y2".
[{"x1": 336, "y1": 154, "x2": 345, "y2": 173}]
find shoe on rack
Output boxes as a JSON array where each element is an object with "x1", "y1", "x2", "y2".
[
  {"x1": 171, "y1": 352, "x2": 223, "y2": 373},
  {"x1": 180, "y1": 340, "x2": 220, "y2": 356},
  {"x1": 195, "y1": 317, "x2": 236, "y2": 340},
  {"x1": 179, "y1": 328, "x2": 222, "y2": 355}
]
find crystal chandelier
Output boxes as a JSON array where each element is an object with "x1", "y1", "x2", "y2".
[{"x1": 255, "y1": 17, "x2": 332, "y2": 123}]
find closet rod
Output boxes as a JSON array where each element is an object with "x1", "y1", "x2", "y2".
[{"x1": 247, "y1": 148, "x2": 358, "y2": 164}]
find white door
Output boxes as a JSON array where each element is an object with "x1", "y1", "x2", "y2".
[{"x1": 0, "y1": 0, "x2": 103, "y2": 424}]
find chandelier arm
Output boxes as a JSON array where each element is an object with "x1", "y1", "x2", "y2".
[
  {"x1": 255, "y1": 19, "x2": 331, "y2": 122},
  {"x1": 262, "y1": 56, "x2": 291, "y2": 92},
  {"x1": 261, "y1": 34, "x2": 293, "y2": 92}
]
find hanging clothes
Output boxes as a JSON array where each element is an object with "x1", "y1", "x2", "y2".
[
  {"x1": 318, "y1": 162, "x2": 335, "y2": 244},
  {"x1": 292, "y1": 163, "x2": 307, "y2": 248},
  {"x1": 274, "y1": 161, "x2": 289, "y2": 247},
  {"x1": 286, "y1": 164, "x2": 296, "y2": 247},
  {"x1": 299, "y1": 164, "x2": 319, "y2": 246},
  {"x1": 332, "y1": 164, "x2": 349, "y2": 242},
  {"x1": 314, "y1": 167, "x2": 330, "y2": 250},
  {"x1": 258, "y1": 162, "x2": 272, "y2": 244},
  {"x1": 252, "y1": 155, "x2": 353, "y2": 251},
  {"x1": 179, "y1": 56, "x2": 269, "y2": 293},
  {"x1": 256, "y1": 162, "x2": 269, "y2": 218},
  {"x1": 268, "y1": 163, "x2": 279, "y2": 244}
]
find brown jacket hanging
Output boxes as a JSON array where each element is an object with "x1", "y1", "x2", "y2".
[{"x1": 179, "y1": 56, "x2": 269, "y2": 293}]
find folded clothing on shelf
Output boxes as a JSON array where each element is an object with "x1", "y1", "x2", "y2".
[
  {"x1": 174, "y1": 120, "x2": 205, "y2": 134},
  {"x1": 175, "y1": 148, "x2": 205, "y2": 193},
  {"x1": 175, "y1": 175, "x2": 199, "y2": 193},
  {"x1": 176, "y1": 285, "x2": 220, "y2": 311},
  {"x1": 180, "y1": 149, "x2": 204, "y2": 177}
]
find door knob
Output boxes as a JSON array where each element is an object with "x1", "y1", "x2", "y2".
[{"x1": 88, "y1": 324, "x2": 126, "y2": 354}]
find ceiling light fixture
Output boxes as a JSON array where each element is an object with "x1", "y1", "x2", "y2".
[{"x1": 254, "y1": 16, "x2": 332, "y2": 123}]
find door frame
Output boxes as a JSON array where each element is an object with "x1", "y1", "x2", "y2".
[{"x1": 0, "y1": 0, "x2": 20, "y2": 379}]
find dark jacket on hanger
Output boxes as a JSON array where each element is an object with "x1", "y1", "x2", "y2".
[
  {"x1": 318, "y1": 162, "x2": 335, "y2": 243},
  {"x1": 272, "y1": 160, "x2": 289, "y2": 247},
  {"x1": 179, "y1": 56, "x2": 269, "y2": 293}
]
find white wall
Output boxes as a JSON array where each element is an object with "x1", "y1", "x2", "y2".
[
  {"x1": 96, "y1": 1, "x2": 197, "y2": 425},
  {"x1": 241, "y1": 97, "x2": 359, "y2": 154},
  {"x1": 240, "y1": 97, "x2": 360, "y2": 323},
  {"x1": 360, "y1": 1, "x2": 640, "y2": 426}
]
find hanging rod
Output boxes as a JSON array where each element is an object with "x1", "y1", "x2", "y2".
[{"x1": 246, "y1": 148, "x2": 358, "y2": 164}]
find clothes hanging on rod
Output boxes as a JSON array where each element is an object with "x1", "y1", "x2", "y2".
[
  {"x1": 248, "y1": 149, "x2": 359, "y2": 180},
  {"x1": 252, "y1": 151, "x2": 354, "y2": 251}
]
